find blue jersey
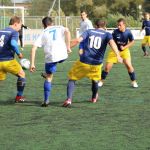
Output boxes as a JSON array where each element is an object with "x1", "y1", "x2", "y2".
[
  {"x1": 80, "y1": 29, "x2": 113, "y2": 65},
  {"x1": 0, "y1": 27, "x2": 19, "y2": 61},
  {"x1": 112, "y1": 29, "x2": 134, "y2": 51},
  {"x1": 142, "y1": 20, "x2": 150, "y2": 36}
]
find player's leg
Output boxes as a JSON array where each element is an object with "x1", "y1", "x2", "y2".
[
  {"x1": 148, "y1": 36, "x2": 150, "y2": 52},
  {"x1": 90, "y1": 80, "x2": 99, "y2": 103},
  {"x1": 16, "y1": 69, "x2": 26, "y2": 102},
  {"x1": 41, "y1": 74, "x2": 53, "y2": 107},
  {"x1": 4, "y1": 59, "x2": 26, "y2": 102},
  {"x1": 63, "y1": 60, "x2": 87, "y2": 107},
  {"x1": 141, "y1": 36, "x2": 148, "y2": 56},
  {"x1": 98, "y1": 50, "x2": 117, "y2": 87},
  {"x1": 41, "y1": 62, "x2": 57, "y2": 107},
  {"x1": 121, "y1": 49, "x2": 138, "y2": 88},
  {"x1": 87, "y1": 64, "x2": 101, "y2": 103},
  {"x1": 123, "y1": 59, "x2": 138, "y2": 88},
  {"x1": 0, "y1": 61, "x2": 7, "y2": 81},
  {"x1": 62, "y1": 80, "x2": 76, "y2": 107},
  {"x1": 19, "y1": 35, "x2": 23, "y2": 49}
]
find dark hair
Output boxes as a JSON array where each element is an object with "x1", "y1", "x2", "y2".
[
  {"x1": 9, "y1": 16, "x2": 21, "y2": 25},
  {"x1": 117, "y1": 18, "x2": 126, "y2": 24},
  {"x1": 95, "y1": 19, "x2": 106, "y2": 28},
  {"x1": 80, "y1": 10, "x2": 88, "y2": 14},
  {"x1": 42, "y1": 17, "x2": 53, "y2": 28}
]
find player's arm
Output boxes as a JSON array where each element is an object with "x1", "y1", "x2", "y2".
[
  {"x1": 109, "y1": 39, "x2": 123, "y2": 63},
  {"x1": 10, "y1": 39, "x2": 23, "y2": 59},
  {"x1": 64, "y1": 27, "x2": 71, "y2": 53},
  {"x1": 70, "y1": 37, "x2": 83, "y2": 48},
  {"x1": 30, "y1": 33, "x2": 43, "y2": 72},
  {"x1": 30, "y1": 45, "x2": 37, "y2": 72},
  {"x1": 120, "y1": 40, "x2": 134, "y2": 50}
]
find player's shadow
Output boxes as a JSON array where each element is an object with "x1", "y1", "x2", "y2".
[{"x1": 0, "y1": 99, "x2": 15, "y2": 106}]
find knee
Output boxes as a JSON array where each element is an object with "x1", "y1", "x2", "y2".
[{"x1": 18, "y1": 70, "x2": 25, "y2": 78}]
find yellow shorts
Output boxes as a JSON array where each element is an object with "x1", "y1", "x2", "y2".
[
  {"x1": 142, "y1": 36, "x2": 150, "y2": 45},
  {"x1": 106, "y1": 48, "x2": 131, "y2": 63},
  {"x1": 68, "y1": 60, "x2": 102, "y2": 81},
  {"x1": 0, "y1": 59, "x2": 22, "y2": 80}
]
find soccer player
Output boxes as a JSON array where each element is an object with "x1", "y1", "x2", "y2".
[
  {"x1": 79, "y1": 10, "x2": 93, "y2": 35},
  {"x1": 0, "y1": 16, "x2": 26, "y2": 102},
  {"x1": 140, "y1": 12, "x2": 150, "y2": 56},
  {"x1": 98, "y1": 18, "x2": 138, "y2": 88},
  {"x1": 30, "y1": 17, "x2": 71, "y2": 107},
  {"x1": 62, "y1": 19, "x2": 122, "y2": 107},
  {"x1": 18, "y1": 24, "x2": 30, "y2": 50}
]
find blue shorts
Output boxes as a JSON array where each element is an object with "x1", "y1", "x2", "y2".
[{"x1": 45, "y1": 60, "x2": 65, "y2": 74}]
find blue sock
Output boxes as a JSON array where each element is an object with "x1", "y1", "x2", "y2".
[
  {"x1": 67, "y1": 80, "x2": 76, "y2": 99},
  {"x1": 44, "y1": 80, "x2": 51, "y2": 103},
  {"x1": 17, "y1": 77, "x2": 26, "y2": 96},
  {"x1": 128, "y1": 72, "x2": 136, "y2": 81}
]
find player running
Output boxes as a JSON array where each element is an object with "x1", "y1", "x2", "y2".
[
  {"x1": 98, "y1": 18, "x2": 138, "y2": 88},
  {"x1": 62, "y1": 19, "x2": 122, "y2": 107},
  {"x1": 30, "y1": 17, "x2": 71, "y2": 107},
  {"x1": 140, "y1": 12, "x2": 150, "y2": 56},
  {"x1": 0, "y1": 16, "x2": 26, "y2": 102}
]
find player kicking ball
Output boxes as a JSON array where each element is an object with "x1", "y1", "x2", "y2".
[
  {"x1": 30, "y1": 17, "x2": 71, "y2": 107},
  {"x1": 62, "y1": 19, "x2": 122, "y2": 107},
  {"x1": 0, "y1": 16, "x2": 26, "y2": 103}
]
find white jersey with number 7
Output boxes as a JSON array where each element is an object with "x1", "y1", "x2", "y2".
[{"x1": 34, "y1": 26, "x2": 68, "y2": 63}]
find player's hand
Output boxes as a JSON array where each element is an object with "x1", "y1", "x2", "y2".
[
  {"x1": 117, "y1": 55, "x2": 123, "y2": 63},
  {"x1": 67, "y1": 48, "x2": 72, "y2": 54},
  {"x1": 120, "y1": 46, "x2": 125, "y2": 51},
  {"x1": 18, "y1": 53, "x2": 23, "y2": 59},
  {"x1": 30, "y1": 65, "x2": 36, "y2": 72}
]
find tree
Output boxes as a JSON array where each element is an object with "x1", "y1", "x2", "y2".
[{"x1": 0, "y1": 0, "x2": 11, "y2": 6}]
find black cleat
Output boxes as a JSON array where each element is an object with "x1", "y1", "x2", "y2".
[
  {"x1": 41, "y1": 72, "x2": 47, "y2": 78},
  {"x1": 41, "y1": 102, "x2": 49, "y2": 107}
]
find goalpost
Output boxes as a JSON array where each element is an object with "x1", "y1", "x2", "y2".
[
  {"x1": 0, "y1": 6, "x2": 24, "y2": 28},
  {"x1": 0, "y1": 6, "x2": 25, "y2": 46},
  {"x1": 48, "y1": 0, "x2": 61, "y2": 25}
]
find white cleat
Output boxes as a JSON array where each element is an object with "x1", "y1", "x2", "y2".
[
  {"x1": 98, "y1": 80, "x2": 104, "y2": 87},
  {"x1": 131, "y1": 81, "x2": 138, "y2": 88}
]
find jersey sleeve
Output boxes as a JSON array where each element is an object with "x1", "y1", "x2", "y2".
[
  {"x1": 80, "y1": 30, "x2": 89, "y2": 40},
  {"x1": 10, "y1": 31, "x2": 20, "y2": 55},
  {"x1": 128, "y1": 30, "x2": 134, "y2": 41},
  {"x1": 106, "y1": 32, "x2": 113, "y2": 43}
]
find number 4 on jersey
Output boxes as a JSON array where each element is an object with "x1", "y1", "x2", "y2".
[{"x1": 0, "y1": 35, "x2": 5, "y2": 47}]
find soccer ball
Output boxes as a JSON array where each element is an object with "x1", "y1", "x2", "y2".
[{"x1": 20, "y1": 58, "x2": 30, "y2": 70}]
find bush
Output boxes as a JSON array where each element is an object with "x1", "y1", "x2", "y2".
[{"x1": 106, "y1": 13, "x2": 141, "y2": 28}]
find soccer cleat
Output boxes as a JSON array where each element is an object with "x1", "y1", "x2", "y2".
[
  {"x1": 41, "y1": 101, "x2": 49, "y2": 107},
  {"x1": 131, "y1": 81, "x2": 138, "y2": 88},
  {"x1": 98, "y1": 80, "x2": 104, "y2": 87},
  {"x1": 62, "y1": 99, "x2": 72, "y2": 107},
  {"x1": 90, "y1": 93, "x2": 98, "y2": 103},
  {"x1": 41, "y1": 72, "x2": 47, "y2": 78},
  {"x1": 15, "y1": 95, "x2": 25, "y2": 103}
]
